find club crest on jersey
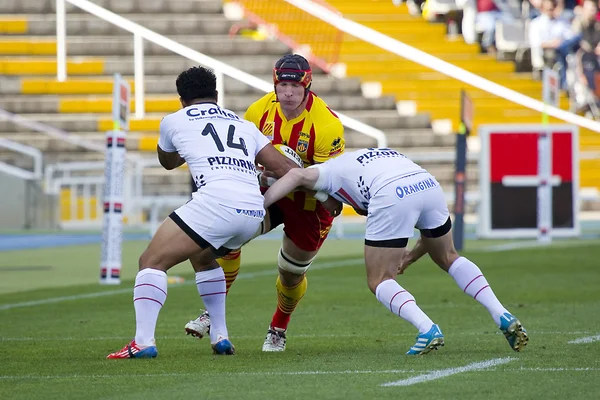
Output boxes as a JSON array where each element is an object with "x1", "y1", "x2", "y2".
[
  {"x1": 296, "y1": 139, "x2": 308, "y2": 153},
  {"x1": 395, "y1": 178, "x2": 438, "y2": 199}
]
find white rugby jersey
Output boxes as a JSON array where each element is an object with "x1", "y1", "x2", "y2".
[
  {"x1": 158, "y1": 102, "x2": 270, "y2": 209},
  {"x1": 312, "y1": 148, "x2": 427, "y2": 210}
]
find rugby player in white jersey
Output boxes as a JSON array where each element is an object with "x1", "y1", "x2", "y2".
[
  {"x1": 107, "y1": 66, "x2": 296, "y2": 359},
  {"x1": 262, "y1": 148, "x2": 529, "y2": 355}
]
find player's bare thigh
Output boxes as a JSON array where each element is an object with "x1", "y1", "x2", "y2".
[
  {"x1": 189, "y1": 251, "x2": 221, "y2": 272},
  {"x1": 139, "y1": 217, "x2": 211, "y2": 272},
  {"x1": 364, "y1": 245, "x2": 407, "y2": 294},
  {"x1": 420, "y1": 224, "x2": 460, "y2": 271}
]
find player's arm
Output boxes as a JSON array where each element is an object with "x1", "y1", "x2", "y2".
[
  {"x1": 256, "y1": 143, "x2": 298, "y2": 179},
  {"x1": 157, "y1": 145, "x2": 185, "y2": 170},
  {"x1": 157, "y1": 116, "x2": 185, "y2": 170},
  {"x1": 398, "y1": 236, "x2": 428, "y2": 275},
  {"x1": 263, "y1": 168, "x2": 320, "y2": 208}
]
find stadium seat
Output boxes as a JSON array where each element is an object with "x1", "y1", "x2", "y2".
[{"x1": 495, "y1": 19, "x2": 528, "y2": 53}]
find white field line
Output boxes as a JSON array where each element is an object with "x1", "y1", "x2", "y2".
[
  {"x1": 3, "y1": 365, "x2": 598, "y2": 381},
  {"x1": 1, "y1": 330, "x2": 594, "y2": 342},
  {"x1": 568, "y1": 335, "x2": 600, "y2": 344},
  {"x1": 0, "y1": 258, "x2": 363, "y2": 311},
  {"x1": 381, "y1": 357, "x2": 516, "y2": 387}
]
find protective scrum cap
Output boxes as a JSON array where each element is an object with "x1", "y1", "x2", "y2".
[{"x1": 272, "y1": 54, "x2": 313, "y2": 92}]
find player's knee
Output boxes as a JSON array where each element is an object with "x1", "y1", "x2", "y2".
[
  {"x1": 367, "y1": 278, "x2": 379, "y2": 294},
  {"x1": 430, "y1": 248, "x2": 460, "y2": 271},
  {"x1": 366, "y1": 271, "x2": 395, "y2": 294},
  {"x1": 138, "y1": 249, "x2": 150, "y2": 270},
  {"x1": 278, "y1": 248, "x2": 314, "y2": 276},
  {"x1": 138, "y1": 250, "x2": 158, "y2": 271}
]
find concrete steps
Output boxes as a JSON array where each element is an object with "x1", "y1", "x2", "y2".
[
  {"x1": 0, "y1": 35, "x2": 290, "y2": 57},
  {"x1": 0, "y1": 0, "x2": 223, "y2": 14},
  {"x1": 0, "y1": 93, "x2": 397, "y2": 115}
]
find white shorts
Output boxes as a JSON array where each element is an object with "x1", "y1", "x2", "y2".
[
  {"x1": 365, "y1": 172, "x2": 450, "y2": 246},
  {"x1": 171, "y1": 193, "x2": 264, "y2": 255}
]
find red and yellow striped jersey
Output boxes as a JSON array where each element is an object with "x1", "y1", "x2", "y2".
[{"x1": 244, "y1": 91, "x2": 345, "y2": 166}]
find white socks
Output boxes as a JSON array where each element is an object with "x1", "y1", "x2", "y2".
[
  {"x1": 196, "y1": 268, "x2": 228, "y2": 344},
  {"x1": 375, "y1": 279, "x2": 434, "y2": 334},
  {"x1": 133, "y1": 268, "x2": 167, "y2": 346},
  {"x1": 448, "y1": 257, "x2": 508, "y2": 326}
]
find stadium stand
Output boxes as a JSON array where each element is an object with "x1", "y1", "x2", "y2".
[
  {"x1": 0, "y1": 0, "x2": 597, "y2": 227},
  {"x1": 0, "y1": 0, "x2": 469, "y2": 192},
  {"x1": 238, "y1": 0, "x2": 599, "y2": 191}
]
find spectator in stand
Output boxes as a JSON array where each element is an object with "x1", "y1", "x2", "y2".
[
  {"x1": 529, "y1": 0, "x2": 575, "y2": 80},
  {"x1": 528, "y1": 0, "x2": 581, "y2": 19},
  {"x1": 528, "y1": 0, "x2": 543, "y2": 18},
  {"x1": 475, "y1": 0, "x2": 515, "y2": 54},
  {"x1": 575, "y1": 0, "x2": 600, "y2": 94},
  {"x1": 555, "y1": 0, "x2": 579, "y2": 20},
  {"x1": 457, "y1": 0, "x2": 478, "y2": 44},
  {"x1": 549, "y1": 0, "x2": 596, "y2": 89}
]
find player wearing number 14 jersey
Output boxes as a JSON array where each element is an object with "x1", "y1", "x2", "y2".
[
  {"x1": 184, "y1": 54, "x2": 345, "y2": 352},
  {"x1": 106, "y1": 66, "x2": 295, "y2": 359}
]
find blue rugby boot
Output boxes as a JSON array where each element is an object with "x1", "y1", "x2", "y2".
[
  {"x1": 499, "y1": 312, "x2": 528, "y2": 352},
  {"x1": 212, "y1": 338, "x2": 236, "y2": 355},
  {"x1": 406, "y1": 324, "x2": 445, "y2": 355}
]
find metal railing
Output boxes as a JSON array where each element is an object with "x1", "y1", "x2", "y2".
[
  {"x1": 0, "y1": 137, "x2": 43, "y2": 181},
  {"x1": 56, "y1": 0, "x2": 387, "y2": 147}
]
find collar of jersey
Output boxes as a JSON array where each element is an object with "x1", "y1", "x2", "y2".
[
  {"x1": 278, "y1": 105, "x2": 307, "y2": 124},
  {"x1": 188, "y1": 101, "x2": 219, "y2": 107}
]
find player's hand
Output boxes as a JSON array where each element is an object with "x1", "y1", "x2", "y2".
[
  {"x1": 352, "y1": 206, "x2": 367, "y2": 216},
  {"x1": 322, "y1": 197, "x2": 343, "y2": 217},
  {"x1": 397, "y1": 251, "x2": 415, "y2": 275},
  {"x1": 259, "y1": 170, "x2": 277, "y2": 187}
]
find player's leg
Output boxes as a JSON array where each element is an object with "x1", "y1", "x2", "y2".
[
  {"x1": 184, "y1": 209, "x2": 273, "y2": 339},
  {"x1": 365, "y1": 245, "x2": 443, "y2": 355},
  {"x1": 417, "y1": 186, "x2": 528, "y2": 352},
  {"x1": 365, "y1": 185, "x2": 443, "y2": 355},
  {"x1": 182, "y1": 201, "x2": 265, "y2": 354},
  {"x1": 262, "y1": 198, "x2": 328, "y2": 352},
  {"x1": 107, "y1": 216, "x2": 211, "y2": 359},
  {"x1": 261, "y1": 236, "x2": 316, "y2": 351},
  {"x1": 188, "y1": 249, "x2": 235, "y2": 355},
  {"x1": 184, "y1": 247, "x2": 242, "y2": 339},
  {"x1": 217, "y1": 212, "x2": 271, "y2": 295}
]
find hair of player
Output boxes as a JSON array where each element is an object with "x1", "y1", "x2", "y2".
[{"x1": 176, "y1": 66, "x2": 218, "y2": 103}]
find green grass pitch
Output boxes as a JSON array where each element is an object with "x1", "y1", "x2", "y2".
[{"x1": 1, "y1": 238, "x2": 599, "y2": 399}]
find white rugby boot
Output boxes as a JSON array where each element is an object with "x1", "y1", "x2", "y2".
[
  {"x1": 184, "y1": 310, "x2": 211, "y2": 339},
  {"x1": 262, "y1": 326, "x2": 287, "y2": 352}
]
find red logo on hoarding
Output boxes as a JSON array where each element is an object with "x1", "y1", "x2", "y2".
[{"x1": 120, "y1": 84, "x2": 128, "y2": 103}]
